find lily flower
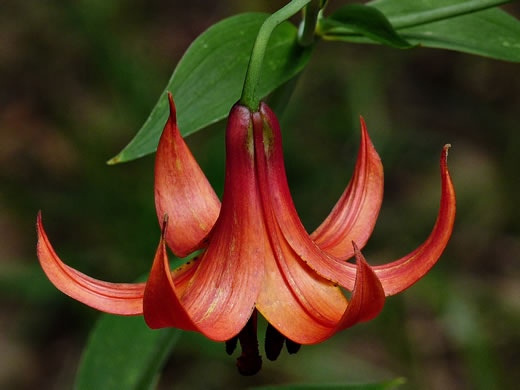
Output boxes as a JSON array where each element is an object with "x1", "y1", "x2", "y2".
[{"x1": 37, "y1": 94, "x2": 455, "y2": 375}]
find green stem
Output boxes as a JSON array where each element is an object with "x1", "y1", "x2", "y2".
[
  {"x1": 390, "y1": 0, "x2": 514, "y2": 30},
  {"x1": 240, "y1": 0, "x2": 312, "y2": 111},
  {"x1": 298, "y1": 0, "x2": 322, "y2": 46}
]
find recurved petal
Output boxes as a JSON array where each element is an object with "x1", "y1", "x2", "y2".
[
  {"x1": 143, "y1": 216, "x2": 263, "y2": 340},
  {"x1": 253, "y1": 108, "x2": 347, "y2": 345},
  {"x1": 371, "y1": 144, "x2": 456, "y2": 295},
  {"x1": 256, "y1": 219, "x2": 384, "y2": 344},
  {"x1": 256, "y1": 265, "x2": 332, "y2": 346},
  {"x1": 258, "y1": 102, "x2": 455, "y2": 296},
  {"x1": 329, "y1": 243, "x2": 385, "y2": 334},
  {"x1": 143, "y1": 226, "x2": 200, "y2": 333},
  {"x1": 36, "y1": 212, "x2": 144, "y2": 315},
  {"x1": 145, "y1": 104, "x2": 264, "y2": 342},
  {"x1": 255, "y1": 223, "x2": 348, "y2": 345},
  {"x1": 155, "y1": 92, "x2": 221, "y2": 258},
  {"x1": 308, "y1": 146, "x2": 454, "y2": 296},
  {"x1": 311, "y1": 117, "x2": 384, "y2": 259}
]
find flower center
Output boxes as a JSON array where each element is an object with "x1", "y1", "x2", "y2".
[
  {"x1": 225, "y1": 310, "x2": 302, "y2": 375},
  {"x1": 226, "y1": 310, "x2": 262, "y2": 376}
]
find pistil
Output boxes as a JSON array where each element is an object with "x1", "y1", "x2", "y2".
[{"x1": 236, "y1": 310, "x2": 262, "y2": 376}]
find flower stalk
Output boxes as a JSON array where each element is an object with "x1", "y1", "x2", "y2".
[
  {"x1": 240, "y1": 0, "x2": 312, "y2": 111},
  {"x1": 36, "y1": 93, "x2": 456, "y2": 374},
  {"x1": 298, "y1": 0, "x2": 326, "y2": 46}
]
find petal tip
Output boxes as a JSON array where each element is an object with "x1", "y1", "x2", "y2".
[
  {"x1": 161, "y1": 213, "x2": 169, "y2": 239},
  {"x1": 167, "y1": 92, "x2": 176, "y2": 122},
  {"x1": 352, "y1": 240, "x2": 368, "y2": 268},
  {"x1": 443, "y1": 144, "x2": 452, "y2": 158},
  {"x1": 359, "y1": 116, "x2": 367, "y2": 131},
  {"x1": 351, "y1": 240, "x2": 360, "y2": 255},
  {"x1": 441, "y1": 144, "x2": 452, "y2": 174}
]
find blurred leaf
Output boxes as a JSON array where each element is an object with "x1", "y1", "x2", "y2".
[
  {"x1": 110, "y1": 13, "x2": 312, "y2": 164},
  {"x1": 370, "y1": 0, "x2": 520, "y2": 62},
  {"x1": 249, "y1": 377, "x2": 406, "y2": 390},
  {"x1": 319, "y1": 5, "x2": 413, "y2": 49},
  {"x1": 75, "y1": 314, "x2": 181, "y2": 390}
]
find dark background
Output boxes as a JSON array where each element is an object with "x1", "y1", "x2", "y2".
[{"x1": 1, "y1": 1, "x2": 519, "y2": 389}]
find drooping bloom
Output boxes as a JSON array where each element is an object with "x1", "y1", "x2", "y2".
[{"x1": 37, "y1": 94, "x2": 455, "y2": 374}]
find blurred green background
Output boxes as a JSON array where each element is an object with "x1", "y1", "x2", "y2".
[{"x1": 1, "y1": 1, "x2": 519, "y2": 389}]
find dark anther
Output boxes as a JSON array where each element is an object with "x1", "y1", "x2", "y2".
[
  {"x1": 236, "y1": 310, "x2": 262, "y2": 376},
  {"x1": 264, "y1": 323, "x2": 285, "y2": 361},
  {"x1": 225, "y1": 335, "x2": 238, "y2": 355},
  {"x1": 285, "y1": 338, "x2": 301, "y2": 355}
]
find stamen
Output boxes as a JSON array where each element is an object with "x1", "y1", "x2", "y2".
[
  {"x1": 285, "y1": 338, "x2": 301, "y2": 355},
  {"x1": 264, "y1": 323, "x2": 285, "y2": 361},
  {"x1": 236, "y1": 310, "x2": 262, "y2": 376},
  {"x1": 225, "y1": 335, "x2": 238, "y2": 355}
]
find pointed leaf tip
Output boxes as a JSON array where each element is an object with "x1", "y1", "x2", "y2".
[{"x1": 106, "y1": 155, "x2": 121, "y2": 165}]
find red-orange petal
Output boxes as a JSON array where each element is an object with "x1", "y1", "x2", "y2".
[
  {"x1": 255, "y1": 244, "x2": 336, "y2": 345},
  {"x1": 330, "y1": 243, "x2": 385, "y2": 334},
  {"x1": 143, "y1": 225, "x2": 200, "y2": 332},
  {"x1": 253, "y1": 111, "x2": 348, "y2": 344},
  {"x1": 371, "y1": 144, "x2": 456, "y2": 295},
  {"x1": 155, "y1": 92, "x2": 221, "y2": 258},
  {"x1": 311, "y1": 116, "x2": 384, "y2": 259},
  {"x1": 144, "y1": 104, "x2": 265, "y2": 341},
  {"x1": 36, "y1": 212, "x2": 144, "y2": 315},
  {"x1": 256, "y1": 223, "x2": 384, "y2": 344},
  {"x1": 258, "y1": 103, "x2": 455, "y2": 296}
]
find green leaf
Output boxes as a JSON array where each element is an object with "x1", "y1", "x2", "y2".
[
  {"x1": 249, "y1": 377, "x2": 406, "y2": 390},
  {"x1": 109, "y1": 12, "x2": 312, "y2": 164},
  {"x1": 318, "y1": 5, "x2": 414, "y2": 49},
  {"x1": 371, "y1": 0, "x2": 520, "y2": 62},
  {"x1": 75, "y1": 314, "x2": 181, "y2": 390}
]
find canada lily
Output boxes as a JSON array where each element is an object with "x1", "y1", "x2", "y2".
[{"x1": 37, "y1": 94, "x2": 455, "y2": 374}]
